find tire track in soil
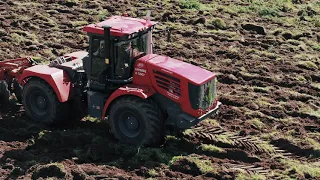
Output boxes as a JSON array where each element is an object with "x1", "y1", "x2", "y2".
[{"x1": 183, "y1": 123, "x2": 320, "y2": 176}]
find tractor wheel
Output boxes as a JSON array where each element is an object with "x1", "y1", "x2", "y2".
[
  {"x1": 0, "y1": 80, "x2": 11, "y2": 107},
  {"x1": 22, "y1": 79, "x2": 69, "y2": 125},
  {"x1": 108, "y1": 96, "x2": 164, "y2": 146}
]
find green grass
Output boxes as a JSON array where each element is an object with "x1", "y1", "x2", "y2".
[
  {"x1": 312, "y1": 45, "x2": 320, "y2": 51},
  {"x1": 211, "y1": 18, "x2": 227, "y2": 29},
  {"x1": 255, "y1": 97, "x2": 272, "y2": 108},
  {"x1": 295, "y1": 75, "x2": 307, "y2": 82},
  {"x1": 248, "y1": 118, "x2": 265, "y2": 130},
  {"x1": 71, "y1": 21, "x2": 88, "y2": 27},
  {"x1": 235, "y1": 172, "x2": 266, "y2": 180},
  {"x1": 258, "y1": 142, "x2": 276, "y2": 153},
  {"x1": 311, "y1": 83, "x2": 320, "y2": 90},
  {"x1": 148, "y1": 169, "x2": 159, "y2": 177},
  {"x1": 306, "y1": 138, "x2": 320, "y2": 153},
  {"x1": 169, "y1": 155, "x2": 214, "y2": 174},
  {"x1": 203, "y1": 119, "x2": 219, "y2": 126},
  {"x1": 313, "y1": 18, "x2": 320, "y2": 27},
  {"x1": 85, "y1": 115, "x2": 101, "y2": 122},
  {"x1": 200, "y1": 144, "x2": 224, "y2": 153},
  {"x1": 281, "y1": 159, "x2": 320, "y2": 178},
  {"x1": 304, "y1": 109, "x2": 320, "y2": 119},
  {"x1": 191, "y1": 157, "x2": 214, "y2": 174},
  {"x1": 252, "y1": 86, "x2": 270, "y2": 93},
  {"x1": 183, "y1": 129, "x2": 194, "y2": 136},
  {"x1": 168, "y1": 155, "x2": 184, "y2": 166},
  {"x1": 297, "y1": 61, "x2": 319, "y2": 70},
  {"x1": 10, "y1": 33, "x2": 26, "y2": 44},
  {"x1": 258, "y1": 7, "x2": 279, "y2": 17},
  {"x1": 97, "y1": 10, "x2": 110, "y2": 21},
  {"x1": 179, "y1": 0, "x2": 201, "y2": 10},
  {"x1": 215, "y1": 134, "x2": 234, "y2": 144}
]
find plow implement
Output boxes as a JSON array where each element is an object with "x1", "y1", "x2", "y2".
[{"x1": 0, "y1": 57, "x2": 36, "y2": 106}]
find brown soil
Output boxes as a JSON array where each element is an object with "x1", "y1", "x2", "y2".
[{"x1": 1, "y1": 0, "x2": 320, "y2": 179}]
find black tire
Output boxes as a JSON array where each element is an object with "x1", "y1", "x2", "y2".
[
  {"x1": 22, "y1": 79, "x2": 69, "y2": 125},
  {"x1": 0, "y1": 80, "x2": 10, "y2": 107},
  {"x1": 109, "y1": 96, "x2": 164, "y2": 146}
]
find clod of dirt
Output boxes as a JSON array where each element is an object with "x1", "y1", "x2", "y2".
[
  {"x1": 59, "y1": 0, "x2": 78, "y2": 7},
  {"x1": 298, "y1": 6, "x2": 317, "y2": 16},
  {"x1": 11, "y1": 167, "x2": 24, "y2": 176},
  {"x1": 162, "y1": 12, "x2": 174, "y2": 22},
  {"x1": 170, "y1": 158, "x2": 201, "y2": 176},
  {"x1": 292, "y1": 0, "x2": 304, "y2": 4},
  {"x1": 170, "y1": 157, "x2": 214, "y2": 176},
  {"x1": 27, "y1": 45, "x2": 38, "y2": 51},
  {"x1": 4, "y1": 150, "x2": 35, "y2": 162},
  {"x1": 193, "y1": 17, "x2": 206, "y2": 25},
  {"x1": 241, "y1": 23, "x2": 266, "y2": 35},
  {"x1": 224, "y1": 74, "x2": 238, "y2": 84},
  {"x1": 0, "y1": 29, "x2": 7, "y2": 36},
  {"x1": 71, "y1": 166, "x2": 89, "y2": 180},
  {"x1": 270, "y1": 138, "x2": 317, "y2": 158},
  {"x1": 32, "y1": 163, "x2": 67, "y2": 179},
  {"x1": 2, "y1": 164, "x2": 14, "y2": 170},
  {"x1": 293, "y1": 32, "x2": 312, "y2": 40},
  {"x1": 282, "y1": 32, "x2": 293, "y2": 40},
  {"x1": 316, "y1": 33, "x2": 320, "y2": 42}
]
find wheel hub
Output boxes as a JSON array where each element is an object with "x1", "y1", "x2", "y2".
[
  {"x1": 119, "y1": 112, "x2": 141, "y2": 138},
  {"x1": 125, "y1": 116, "x2": 139, "y2": 130},
  {"x1": 29, "y1": 92, "x2": 47, "y2": 116},
  {"x1": 36, "y1": 96, "x2": 46, "y2": 109}
]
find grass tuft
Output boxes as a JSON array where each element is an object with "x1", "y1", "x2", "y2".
[
  {"x1": 281, "y1": 158, "x2": 320, "y2": 178},
  {"x1": 179, "y1": 0, "x2": 201, "y2": 10},
  {"x1": 212, "y1": 18, "x2": 227, "y2": 29},
  {"x1": 200, "y1": 144, "x2": 224, "y2": 153},
  {"x1": 297, "y1": 61, "x2": 318, "y2": 70}
]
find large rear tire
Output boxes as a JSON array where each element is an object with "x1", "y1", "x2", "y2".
[
  {"x1": 22, "y1": 79, "x2": 69, "y2": 125},
  {"x1": 108, "y1": 96, "x2": 164, "y2": 146}
]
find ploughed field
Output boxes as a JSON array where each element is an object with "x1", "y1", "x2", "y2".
[{"x1": 1, "y1": 0, "x2": 320, "y2": 179}]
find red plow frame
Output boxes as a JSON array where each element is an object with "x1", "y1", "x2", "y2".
[
  {"x1": 0, "y1": 57, "x2": 36, "y2": 82},
  {"x1": 0, "y1": 57, "x2": 37, "y2": 105}
]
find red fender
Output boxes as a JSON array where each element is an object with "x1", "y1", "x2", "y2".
[
  {"x1": 101, "y1": 85, "x2": 156, "y2": 119},
  {"x1": 18, "y1": 65, "x2": 72, "y2": 102}
]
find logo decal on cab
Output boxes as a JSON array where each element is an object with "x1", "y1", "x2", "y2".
[{"x1": 137, "y1": 63, "x2": 144, "y2": 68}]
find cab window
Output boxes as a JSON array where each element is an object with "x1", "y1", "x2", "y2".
[{"x1": 91, "y1": 37, "x2": 106, "y2": 78}]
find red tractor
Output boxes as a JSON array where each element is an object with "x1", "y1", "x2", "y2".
[{"x1": 0, "y1": 15, "x2": 221, "y2": 145}]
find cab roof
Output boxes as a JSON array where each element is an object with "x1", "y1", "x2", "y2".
[{"x1": 83, "y1": 16, "x2": 157, "y2": 37}]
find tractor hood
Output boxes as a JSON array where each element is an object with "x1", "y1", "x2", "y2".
[{"x1": 141, "y1": 54, "x2": 215, "y2": 85}]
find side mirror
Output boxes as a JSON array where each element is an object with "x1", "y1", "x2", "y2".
[{"x1": 153, "y1": 28, "x2": 172, "y2": 42}]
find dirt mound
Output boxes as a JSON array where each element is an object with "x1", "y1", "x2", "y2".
[{"x1": 32, "y1": 163, "x2": 67, "y2": 179}]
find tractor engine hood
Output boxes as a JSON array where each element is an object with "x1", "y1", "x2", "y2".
[{"x1": 141, "y1": 54, "x2": 215, "y2": 85}]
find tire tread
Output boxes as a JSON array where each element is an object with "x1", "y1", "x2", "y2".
[{"x1": 109, "y1": 96, "x2": 164, "y2": 145}]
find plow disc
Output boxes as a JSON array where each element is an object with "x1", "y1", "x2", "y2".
[
  {"x1": 13, "y1": 79, "x2": 23, "y2": 103},
  {"x1": 0, "y1": 80, "x2": 11, "y2": 107}
]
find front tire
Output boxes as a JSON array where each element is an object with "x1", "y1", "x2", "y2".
[
  {"x1": 22, "y1": 79, "x2": 69, "y2": 125},
  {"x1": 109, "y1": 96, "x2": 164, "y2": 146}
]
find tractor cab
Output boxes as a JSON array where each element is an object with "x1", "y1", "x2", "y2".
[{"x1": 82, "y1": 15, "x2": 157, "y2": 91}]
